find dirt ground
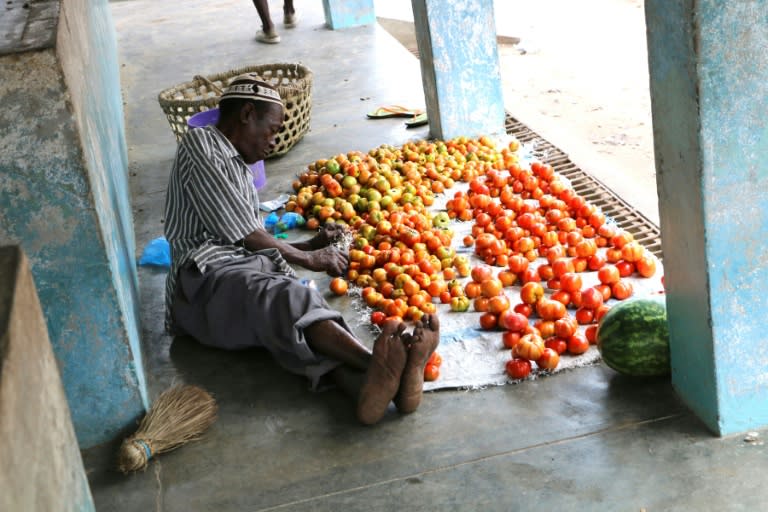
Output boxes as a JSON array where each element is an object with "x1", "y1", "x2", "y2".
[{"x1": 376, "y1": 0, "x2": 658, "y2": 223}]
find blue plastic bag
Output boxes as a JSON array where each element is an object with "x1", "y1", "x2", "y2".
[
  {"x1": 264, "y1": 212, "x2": 305, "y2": 234},
  {"x1": 138, "y1": 237, "x2": 171, "y2": 268}
]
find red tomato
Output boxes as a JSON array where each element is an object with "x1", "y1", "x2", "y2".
[
  {"x1": 514, "y1": 302, "x2": 533, "y2": 317},
  {"x1": 544, "y1": 337, "x2": 568, "y2": 355},
  {"x1": 520, "y1": 267, "x2": 541, "y2": 284},
  {"x1": 551, "y1": 257, "x2": 575, "y2": 278},
  {"x1": 580, "y1": 287, "x2": 605, "y2": 310},
  {"x1": 370, "y1": 311, "x2": 386, "y2": 325},
  {"x1": 567, "y1": 333, "x2": 590, "y2": 355},
  {"x1": 505, "y1": 358, "x2": 532, "y2": 379},
  {"x1": 594, "y1": 304, "x2": 611, "y2": 323},
  {"x1": 502, "y1": 331, "x2": 522, "y2": 349},
  {"x1": 587, "y1": 253, "x2": 607, "y2": 271},
  {"x1": 507, "y1": 254, "x2": 529, "y2": 274},
  {"x1": 595, "y1": 284, "x2": 612, "y2": 302},
  {"x1": 471, "y1": 265, "x2": 494, "y2": 283},
  {"x1": 569, "y1": 290, "x2": 583, "y2": 309},
  {"x1": 427, "y1": 351, "x2": 443, "y2": 367},
  {"x1": 575, "y1": 307, "x2": 595, "y2": 325},
  {"x1": 498, "y1": 310, "x2": 529, "y2": 332},
  {"x1": 424, "y1": 364, "x2": 440, "y2": 381},
  {"x1": 585, "y1": 325, "x2": 598, "y2": 344},
  {"x1": 551, "y1": 290, "x2": 571, "y2": 306},
  {"x1": 536, "y1": 347, "x2": 560, "y2": 371},
  {"x1": 597, "y1": 265, "x2": 621, "y2": 285},
  {"x1": 615, "y1": 260, "x2": 635, "y2": 278},
  {"x1": 479, "y1": 312, "x2": 499, "y2": 330},
  {"x1": 560, "y1": 272, "x2": 583, "y2": 293}
]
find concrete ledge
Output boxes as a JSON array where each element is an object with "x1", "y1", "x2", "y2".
[{"x1": 0, "y1": 245, "x2": 94, "y2": 512}]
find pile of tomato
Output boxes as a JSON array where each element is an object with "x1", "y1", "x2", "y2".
[
  {"x1": 445, "y1": 160, "x2": 658, "y2": 379},
  {"x1": 290, "y1": 136, "x2": 659, "y2": 382}
]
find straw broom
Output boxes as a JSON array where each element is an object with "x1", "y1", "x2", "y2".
[{"x1": 117, "y1": 384, "x2": 218, "y2": 474}]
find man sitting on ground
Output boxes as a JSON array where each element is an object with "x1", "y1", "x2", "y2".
[{"x1": 164, "y1": 74, "x2": 439, "y2": 424}]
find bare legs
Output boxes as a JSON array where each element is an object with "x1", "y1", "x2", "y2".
[
  {"x1": 252, "y1": 0, "x2": 275, "y2": 34},
  {"x1": 304, "y1": 315, "x2": 441, "y2": 425},
  {"x1": 253, "y1": 0, "x2": 297, "y2": 43}
]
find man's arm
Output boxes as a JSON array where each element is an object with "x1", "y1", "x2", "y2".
[{"x1": 242, "y1": 227, "x2": 348, "y2": 276}]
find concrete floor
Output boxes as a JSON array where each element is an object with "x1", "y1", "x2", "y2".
[{"x1": 83, "y1": 1, "x2": 768, "y2": 510}]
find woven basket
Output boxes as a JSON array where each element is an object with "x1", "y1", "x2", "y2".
[{"x1": 157, "y1": 63, "x2": 313, "y2": 158}]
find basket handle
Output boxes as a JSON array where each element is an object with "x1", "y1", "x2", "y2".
[{"x1": 194, "y1": 75, "x2": 224, "y2": 95}]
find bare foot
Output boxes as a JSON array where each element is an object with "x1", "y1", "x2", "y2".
[
  {"x1": 394, "y1": 314, "x2": 440, "y2": 414},
  {"x1": 357, "y1": 320, "x2": 407, "y2": 425}
]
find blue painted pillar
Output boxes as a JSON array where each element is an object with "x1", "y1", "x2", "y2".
[
  {"x1": 322, "y1": 0, "x2": 375, "y2": 30},
  {"x1": 645, "y1": 1, "x2": 768, "y2": 435},
  {"x1": 0, "y1": 0, "x2": 148, "y2": 447},
  {"x1": 410, "y1": 0, "x2": 506, "y2": 140}
]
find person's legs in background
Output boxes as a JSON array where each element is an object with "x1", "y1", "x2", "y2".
[
  {"x1": 253, "y1": 0, "x2": 297, "y2": 44},
  {"x1": 283, "y1": 0, "x2": 296, "y2": 28},
  {"x1": 253, "y1": 0, "x2": 280, "y2": 43}
]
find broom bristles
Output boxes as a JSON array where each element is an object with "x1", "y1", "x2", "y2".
[{"x1": 117, "y1": 384, "x2": 217, "y2": 474}]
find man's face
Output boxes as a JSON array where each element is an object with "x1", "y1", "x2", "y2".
[{"x1": 240, "y1": 102, "x2": 284, "y2": 164}]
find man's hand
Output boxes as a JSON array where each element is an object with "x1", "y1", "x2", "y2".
[
  {"x1": 304, "y1": 246, "x2": 349, "y2": 277},
  {"x1": 309, "y1": 223, "x2": 348, "y2": 249}
]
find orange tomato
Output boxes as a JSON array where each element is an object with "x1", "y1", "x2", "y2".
[
  {"x1": 488, "y1": 294, "x2": 511, "y2": 314},
  {"x1": 329, "y1": 277, "x2": 349, "y2": 295},
  {"x1": 520, "y1": 281, "x2": 545, "y2": 305},
  {"x1": 611, "y1": 280, "x2": 634, "y2": 300},
  {"x1": 481, "y1": 278, "x2": 504, "y2": 298},
  {"x1": 424, "y1": 364, "x2": 440, "y2": 381},
  {"x1": 636, "y1": 254, "x2": 657, "y2": 278}
]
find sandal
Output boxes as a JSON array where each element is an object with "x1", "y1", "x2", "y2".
[
  {"x1": 367, "y1": 105, "x2": 423, "y2": 119},
  {"x1": 256, "y1": 30, "x2": 281, "y2": 44},
  {"x1": 284, "y1": 13, "x2": 298, "y2": 28},
  {"x1": 405, "y1": 112, "x2": 428, "y2": 128}
]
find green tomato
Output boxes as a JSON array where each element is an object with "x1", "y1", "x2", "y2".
[{"x1": 450, "y1": 296, "x2": 470, "y2": 312}]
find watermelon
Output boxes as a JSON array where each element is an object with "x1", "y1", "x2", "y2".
[{"x1": 596, "y1": 296, "x2": 670, "y2": 377}]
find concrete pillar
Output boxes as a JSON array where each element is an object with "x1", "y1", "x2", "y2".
[
  {"x1": 0, "y1": 0, "x2": 147, "y2": 447},
  {"x1": 322, "y1": 0, "x2": 375, "y2": 30},
  {"x1": 0, "y1": 246, "x2": 95, "y2": 512},
  {"x1": 645, "y1": 1, "x2": 768, "y2": 435},
  {"x1": 410, "y1": 0, "x2": 506, "y2": 140}
]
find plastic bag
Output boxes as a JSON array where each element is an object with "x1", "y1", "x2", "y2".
[
  {"x1": 138, "y1": 237, "x2": 171, "y2": 268},
  {"x1": 264, "y1": 212, "x2": 306, "y2": 234}
]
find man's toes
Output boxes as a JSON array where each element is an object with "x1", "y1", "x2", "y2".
[{"x1": 424, "y1": 313, "x2": 440, "y2": 333}]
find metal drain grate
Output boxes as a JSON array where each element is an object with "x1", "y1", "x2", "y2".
[{"x1": 504, "y1": 113, "x2": 663, "y2": 259}]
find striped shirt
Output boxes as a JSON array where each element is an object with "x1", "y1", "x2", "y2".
[{"x1": 163, "y1": 126, "x2": 266, "y2": 333}]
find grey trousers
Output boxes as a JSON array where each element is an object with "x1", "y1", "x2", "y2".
[{"x1": 172, "y1": 249, "x2": 346, "y2": 388}]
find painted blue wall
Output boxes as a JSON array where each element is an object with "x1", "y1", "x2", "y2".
[
  {"x1": 411, "y1": 0, "x2": 506, "y2": 140},
  {"x1": 646, "y1": 0, "x2": 768, "y2": 435},
  {"x1": 0, "y1": 0, "x2": 147, "y2": 448},
  {"x1": 322, "y1": 0, "x2": 375, "y2": 30}
]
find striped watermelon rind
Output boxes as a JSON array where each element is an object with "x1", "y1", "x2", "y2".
[{"x1": 596, "y1": 296, "x2": 670, "y2": 377}]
